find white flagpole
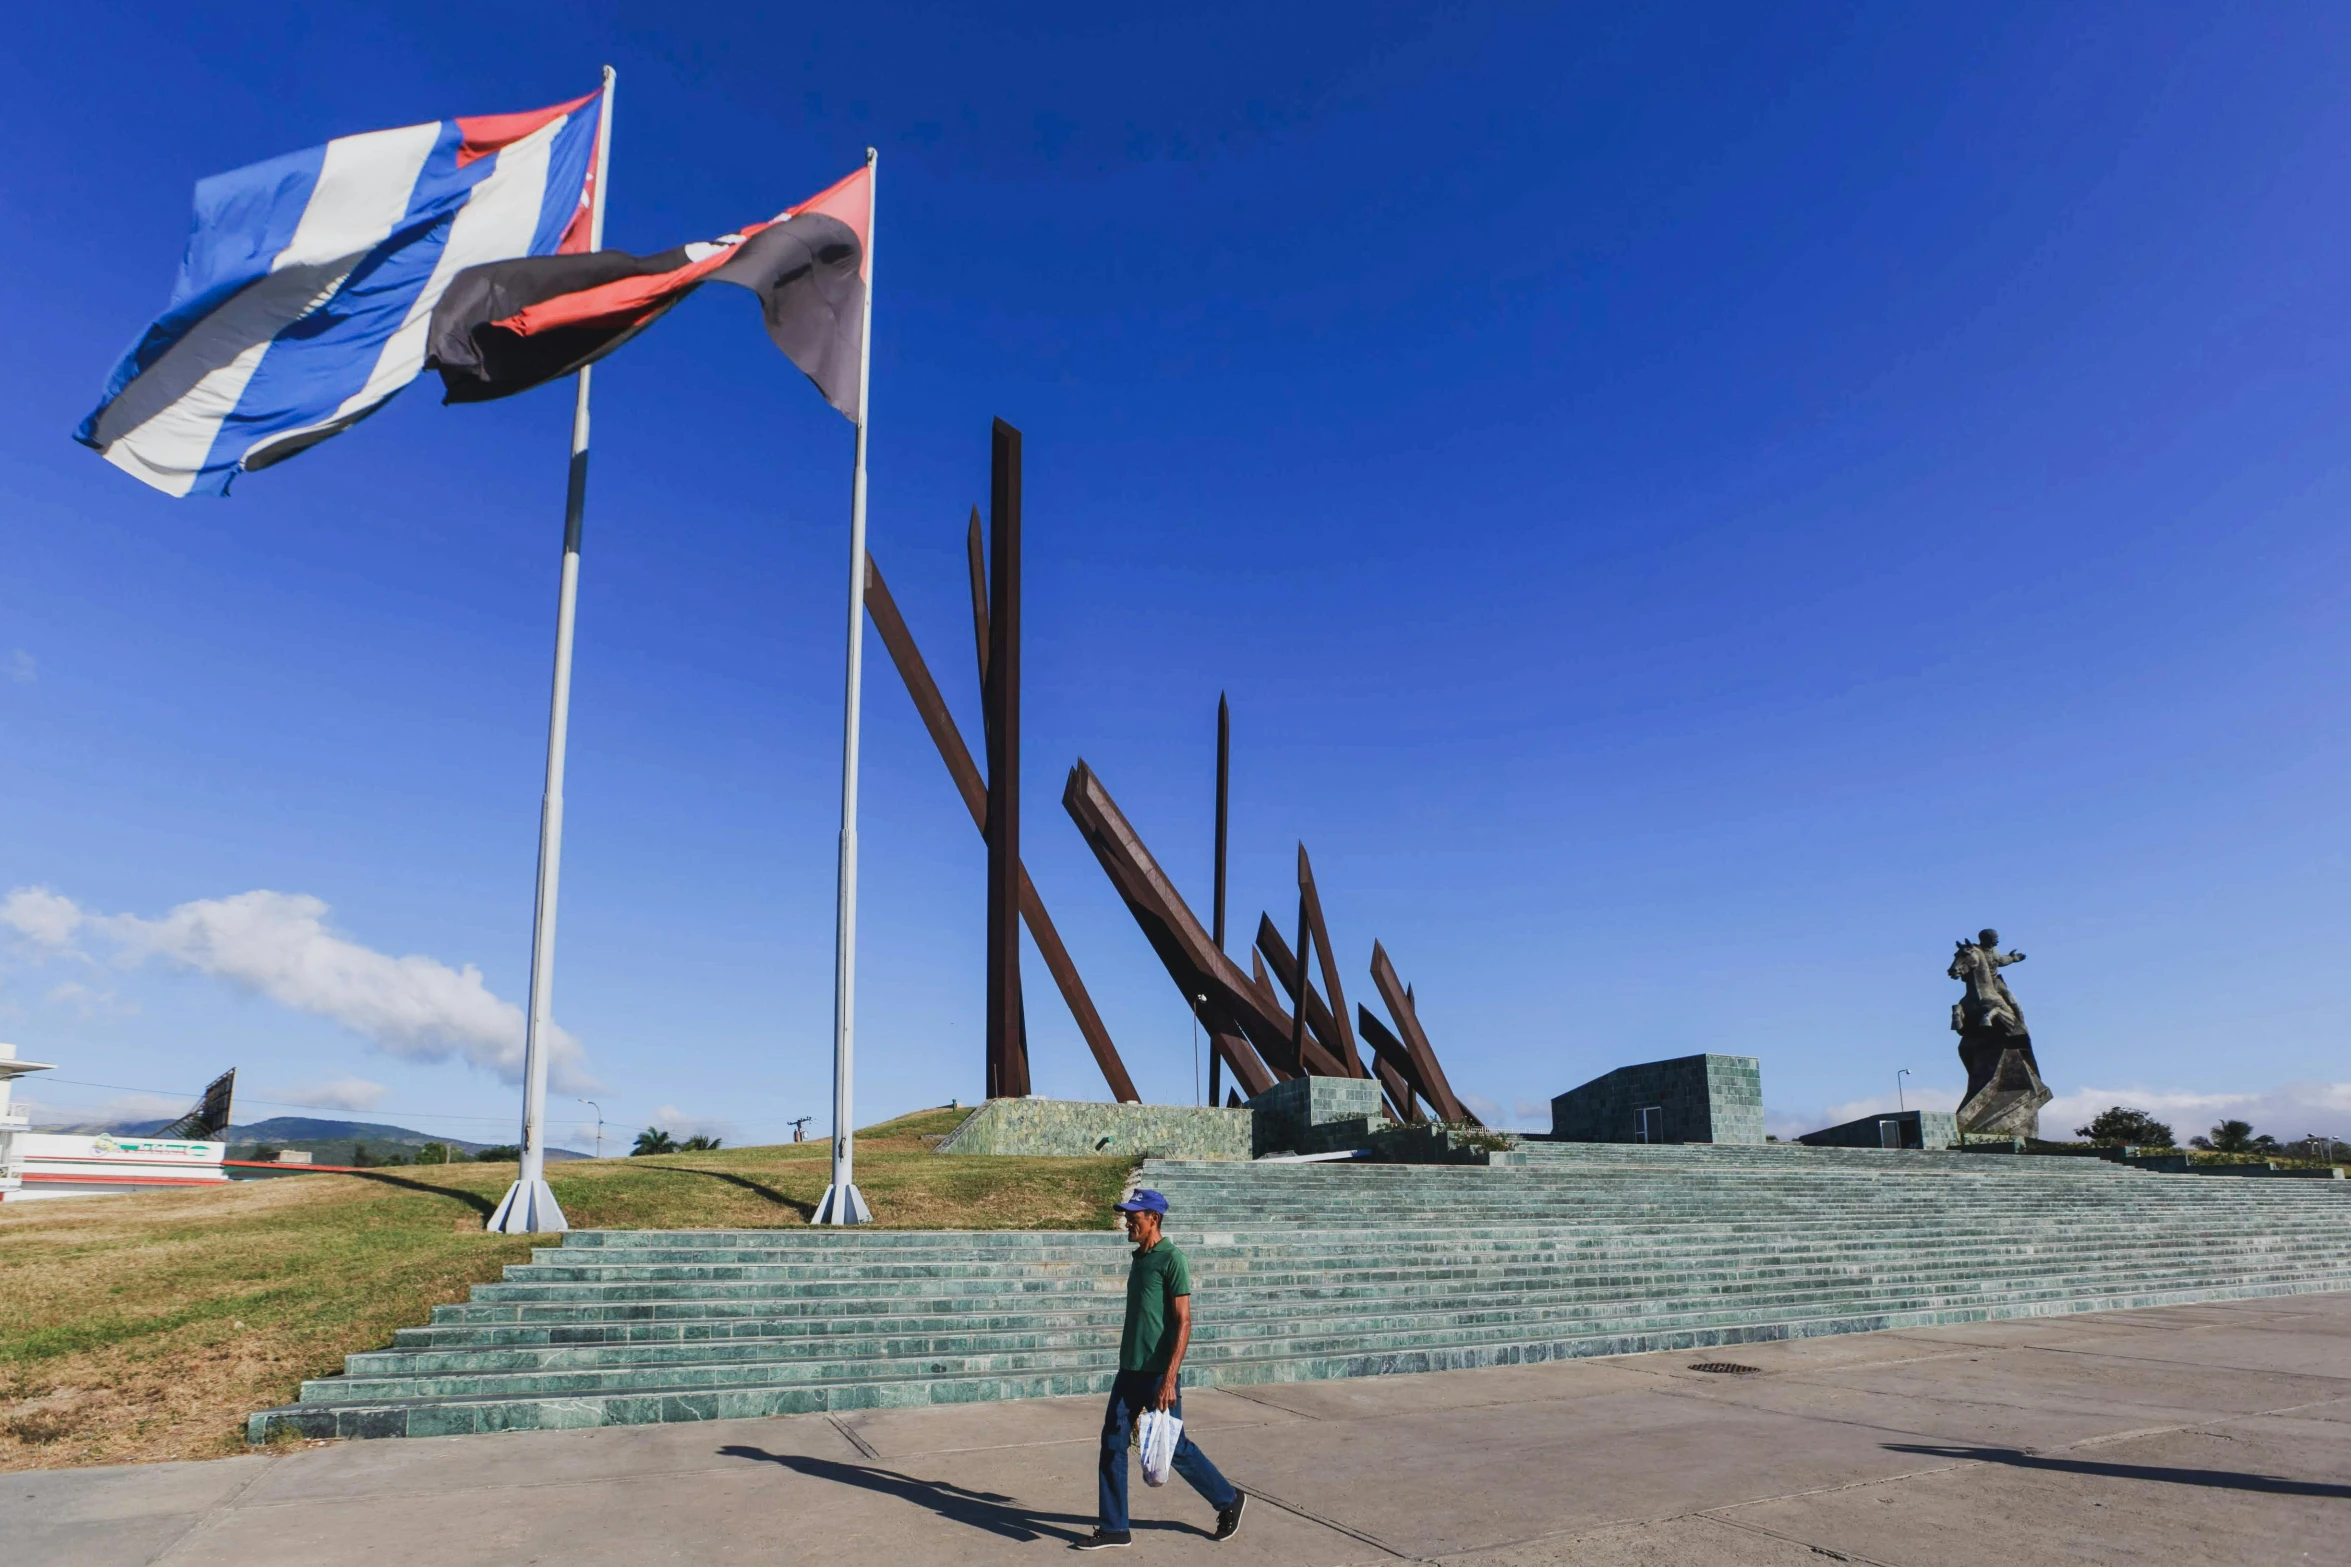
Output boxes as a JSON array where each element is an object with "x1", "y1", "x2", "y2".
[
  {"x1": 815, "y1": 147, "x2": 880, "y2": 1226},
  {"x1": 490, "y1": 66, "x2": 617, "y2": 1236}
]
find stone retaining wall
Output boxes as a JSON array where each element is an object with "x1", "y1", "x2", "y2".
[{"x1": 931, "y1": 1098, "x2": 1254, "y2": 1160}]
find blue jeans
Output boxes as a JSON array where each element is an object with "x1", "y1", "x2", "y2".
[{"x1": 1098, "y1": 1369, "x2": 1238, "y2": 1533}]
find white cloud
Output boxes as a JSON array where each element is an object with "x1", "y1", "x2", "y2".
[
  {"x1": 4, "y1": 887, "x2": 85, "y2": 948},
  {"x1": 6, "y1": 649, "x2": 32, "y2": 685},
  {"x1": 271, "y1": 1076, "x2": 388, "y2": 1112},
  {"x1": 2, "y1": 885, "x2": 595, "y2": 1093},
  {"x1": 43, "y1": 980, "x2": 140, "y2": 1018},
  {"x1": 649, "y1": 1104, "x2": 735, "y2": 1142},
  {"x1": 17, "y1": 1090, "x2": 190, "y2": 1132}
]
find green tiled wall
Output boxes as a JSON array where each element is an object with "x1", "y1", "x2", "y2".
[
  {"x1": 1548, "y1": 1053, "x2": 1766, "y2": 1144},
  {"x1": 930, "y1": 1097, "x2": 1254, "y2": 1160}
]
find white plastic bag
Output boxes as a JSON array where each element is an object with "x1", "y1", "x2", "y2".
[{"x1": 1137, "y1": 1407, "x2": 1182, "y2": 1488}]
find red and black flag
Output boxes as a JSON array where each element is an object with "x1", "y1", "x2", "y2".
[{"x1": 426, "y1": 164, "x2": 871, "y2": 419}]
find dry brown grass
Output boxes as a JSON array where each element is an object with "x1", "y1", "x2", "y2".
[{"x1": 0, "y1": 1108, "x2": 1132, "y2": 1471}]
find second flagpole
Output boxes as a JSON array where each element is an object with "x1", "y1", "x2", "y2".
[
  {"x1": 815, "y1": 146, "x2": 880, "y2": 1226},
  {"x1": 489, "y1": 66, "x2": 616, "y2": 1236}
]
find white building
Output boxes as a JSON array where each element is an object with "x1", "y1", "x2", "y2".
[
  {"x1": 0, "y1": 1042, "x2": 53, "y2": 1200},
  {"x1": 0, "y1": 1044, "x2": 231, "y2": 1201}
]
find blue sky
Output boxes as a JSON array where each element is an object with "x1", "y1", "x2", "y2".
[{"x1": 5, "y1": 3, "x2": 2350, "y2": 1151}]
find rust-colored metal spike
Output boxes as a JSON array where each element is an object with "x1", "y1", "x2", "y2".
[
  {"x1": 1369, "y1": 942, "x2": 1475, "y2": 1125},
  {"x1": 864, "y1": 553, "x2": 1135, "y2": 1102},
  {"x1": 1251, "y1": 915, "x2": 1352, "y2": 1078},
  {"x1": 1296, "y1": 845, "x2": 1366, "y2": 1077},
  {"x1": 965, "y1": 504, "x2": 990, "y2": 693}
]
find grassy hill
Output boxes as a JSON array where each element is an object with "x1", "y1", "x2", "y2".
[{"x1": 0, "y1": 1107, "x2": 1131, "y2": 1472}]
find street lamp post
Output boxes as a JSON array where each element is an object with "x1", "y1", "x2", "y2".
[
  {"x1": 578, "y1": 1099, "x2": 603, "y2": 1160},
  {"x1": 1192, "y1": 994, "x2": 1206, "y2": 1107},
  {"x1": 1896, "y1": 1070, "x2": 1910, "y2": 1114}
]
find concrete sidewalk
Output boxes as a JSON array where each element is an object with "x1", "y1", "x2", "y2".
[{"x1": 12, "y1": 1293, "x2": 2348, "y2": 1567}]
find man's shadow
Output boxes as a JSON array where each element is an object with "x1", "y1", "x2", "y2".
[
  {"x1": 1884, "y1": 1442, "x2": 2351, "y2": 1500},
  {"x1": 719, "y1": 1446, "x2": 1095, "y2": 1542}
]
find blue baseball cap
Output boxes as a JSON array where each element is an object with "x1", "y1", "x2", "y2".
[{"x1": 1115, "y1": 1189, "x2": 1169, "y2": 1214}]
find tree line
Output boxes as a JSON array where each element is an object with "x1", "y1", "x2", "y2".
[{"x1": 2074, "y1": 1107, "x2": 2347, "y2": 1161}]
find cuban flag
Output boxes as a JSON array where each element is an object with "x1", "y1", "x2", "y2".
[{"x1": 77, "y1": 90, "x2": 605, "y2": 497}]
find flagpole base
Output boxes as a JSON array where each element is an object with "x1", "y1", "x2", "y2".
[
  {"x1": 813, "y1": 1183, "x2": 871, "y2": 1226},
  {"x1": 487, "y1": 1179, "x2": 569, "y2": 1234}
]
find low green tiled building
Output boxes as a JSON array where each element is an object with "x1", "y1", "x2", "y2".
[{"x1": 1548, "y1": 1052, "x2": 1765, "y2": 1144}]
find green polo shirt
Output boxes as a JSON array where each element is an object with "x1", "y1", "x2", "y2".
[{"x1": 1119, "y1": 1238, "x2": 1192, "y2": 1374}]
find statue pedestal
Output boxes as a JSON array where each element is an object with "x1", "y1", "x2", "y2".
[{"x1": 1956, "y1": 1030, "x2": 2052, "y2": 1140}]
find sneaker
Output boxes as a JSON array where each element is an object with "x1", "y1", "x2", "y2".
[
  {"x1": 1214, "y1": 1493, "x2": 1247, "y2": 1543},
  {"x1": 1073, "y1": 1531, "x2": 1132, "y2": 1551}
]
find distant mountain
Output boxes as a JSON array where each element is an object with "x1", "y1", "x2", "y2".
[{"x1": 93, "y1": 1115, "x2": 589, "y2": 1161}]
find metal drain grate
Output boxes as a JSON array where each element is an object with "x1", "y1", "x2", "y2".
[{"x1": 1688, "y1": 1361, "x2": 1762, "y2": 1375}]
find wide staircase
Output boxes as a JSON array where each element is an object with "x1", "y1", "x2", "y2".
[{"x1": 250, "y1": 1146, "x2": 2351, "y2": 1442}]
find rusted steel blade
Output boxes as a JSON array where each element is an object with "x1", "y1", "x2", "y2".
[
  {"x1": 1251, "y1": 916, "x2": 1353, "y2": 1078},
  {"x1": 1024, "y1": 877, "x2": 1138, "y2": 1100},
  {"x1": 1296, "y1": 845, "x2": 1367, "y2": 1077},
  {"x1": 1213, "y1": 695, "x2": 1230, "y2": 951},
  {"x1": 1357, "y1": 1006, "x2": 1433, "y2": 1121},
  {"x1": 1210, "y1": 693, "x2": 1230, "y2": 1109},
  {"x1": 1245, "y1": 951, "x2": 1305, "y2": 1078},
  {"x1": 864, "y1": 554, "x2": 1137, "y2": 1102},
  {"x1": 985, "y1": 420, "x2": 1027, "y2": 1100},
  {"x1": 1289, "y1": 889, "x2": 1312, "y2": 1075},
  {"x1": 1241, "y1": 958, "x2": 1297, "y2": 1080},
  {"x1": 965, "y1": 504, "x2": 990, "y2": 694},
  {"x1": 1063, "y1": 761, "x2": 1310, "y2": 1082},
  {"x1": 1373, "y1": 1056, "x2": 1420, "y2": 1124},
  {"x1": 1369, "y1": 942, "x2": 1475, "y2": 1125},
  {"x1": 1205, "y1": 1009, "x2": 1276, "y2": 1099},
  {"x1": 1063, "y1": 762, "x2": 1259, "y2": 1005},
  {"x1": 865, "y1": 558, "x2": 985, "y2": 824}
]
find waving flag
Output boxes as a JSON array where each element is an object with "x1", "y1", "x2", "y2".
[
  {"x1": 78, "y1": 90, "x2": 606, "y2": 496},
  {"x1": 427, "y1": 164, "x2": 870, "y2": 420}
]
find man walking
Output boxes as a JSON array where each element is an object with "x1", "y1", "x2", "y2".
[{"x1": 1076, "y1": 1188, "x2": 1245, "y2": 1550}]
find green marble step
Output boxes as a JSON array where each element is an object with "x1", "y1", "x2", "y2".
[
  {"x1": 472, "y1": 1227, "x2": 2351, "y2": 1302},
  {"x1": 356, "y1": 1251, "x2": 2351, "y2": 1378},
  {"x1": 346, "y1": 1238, "x2": 2351, "y2": 1369},
  {"x1": 511, "y1": 1215, "x2": 2351, "y2": 1272},
  {"x1": 251, "y1": 1269, "x2": 2350, "y2": 1443},
  {"x1": 247, "y1": 1144, "x2": 2351, "y2": 1445},
  {"x1": 306, "y1": 1254, "x2": 2351, "y2": 1405},
  {"x1": 401, "y1": 1240, "x2": 2351, "y2": 1352},
  {"x1": 525, "y1": 1206, "x2": 2351, "y2": 1260}
]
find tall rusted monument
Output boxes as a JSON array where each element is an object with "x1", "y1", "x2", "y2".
[
  {"x1": 1209, "y1": 693, "x2": 1231, "y2": 1108},
  {"x1": 857, "y1": 417, "x2": 1469, "y2": 1116},
  {"x1": 859, "y1": 418, "x2": 1137, "y2": 1102},
  {"x1": 983, "y1": 420, "x2": 1030, "y2": 1099}
]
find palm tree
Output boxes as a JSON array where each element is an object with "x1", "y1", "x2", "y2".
[
  {"x1": 631, "y1": 1127, "x2": 678, "y2": 1156},
  {"x1": 679, "y1": 1134, "x2": 724, "y2": 1152},
  {"x1": 2192, "y1": 1119, "x2": 2255, "y2": 1153}
]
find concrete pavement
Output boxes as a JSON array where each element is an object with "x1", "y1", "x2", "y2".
[{"x1": 11, "y1": 1292, "x2": 2349, "y2": 1566}]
